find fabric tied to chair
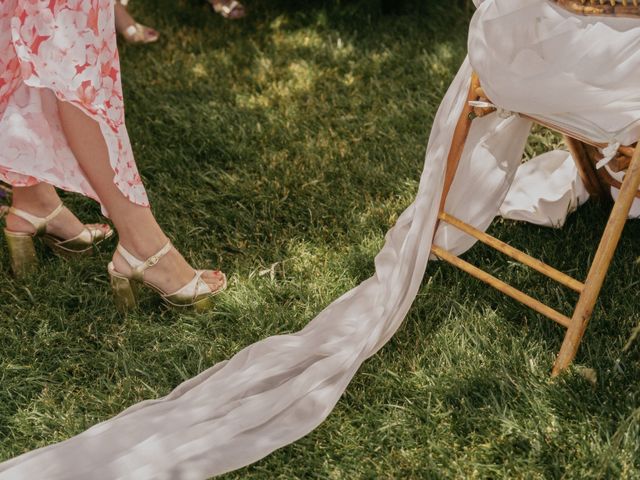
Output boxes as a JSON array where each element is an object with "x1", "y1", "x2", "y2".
[
  {"x1": 0, "y1": 1, "x2": 638, "y2": 479},
  {"x1": 468, "y1": 99, "x2": 514, "y2": 118},
  {"x1": 596, "y1": 141, "x2": 622, "y2": 170}
]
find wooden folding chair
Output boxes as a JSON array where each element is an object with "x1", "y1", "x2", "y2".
[{"x1": 432, "y1": 2, "x2": 640, "y2": 376}]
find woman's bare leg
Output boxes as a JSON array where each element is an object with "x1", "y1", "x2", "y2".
[
  {"x1": 56, "y1": 100, "x2": 222, "y2": 292},
  {"x1": 114, "y1": 1, "x2": 135, "y2": 33}
]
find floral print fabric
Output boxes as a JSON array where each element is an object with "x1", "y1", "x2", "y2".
[{"x1": 0, "y1": 0, "x2": 148, "y2": 208}]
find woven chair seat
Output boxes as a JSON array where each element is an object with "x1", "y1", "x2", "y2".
[{"x1": 554, "y1": 0, "x2": 640, "y2": 17}]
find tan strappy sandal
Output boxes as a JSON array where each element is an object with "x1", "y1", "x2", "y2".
[
  {"x1": 114, "y1": 2, "x2": 159, "y2": 45},
  {"x1": 2, "y1": 203, "x2": 114, "y2": 277},
  {"x1": 107, "y1": 241, "x2": 227, "y2": 312},
  {"x1": 121, "y1": 22, "x2": 160, "y2": 44},
  {"x1": 210, "y1": 0, "x2": 247, "y2": 19}
]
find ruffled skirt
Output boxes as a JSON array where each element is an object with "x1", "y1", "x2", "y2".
[{"x1": 0, "y1": 0, "x2": 148, "y2": 208}]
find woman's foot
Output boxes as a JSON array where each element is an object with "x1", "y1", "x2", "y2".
[
  {"x1": 209, "y1": 0, "x2": 247, "y2": 19},
  {"x1": 54, "y1": 99, "x2": 225, "y2": 304},
  {"x1": 111, "y1": 240, "x2": 226, "y2": 296},
  {"x1": 110, "y1": 207, "x2": 225, "y2": 296},
  {"x1": 5, "y1": 185, "x2": 111, "y2": 241},
  {"x1": 114, "y1": 2, "x2": 159, "y2": 44}
]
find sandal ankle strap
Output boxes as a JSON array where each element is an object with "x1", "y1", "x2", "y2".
[
  {"x1": 8, "y1": 203, "x2": 65, "y2": 236},
  {"x1": 117, "y1": 241, "x2": 173, "y2": 282},
  {"x1": 124, "y1": 24, "x2": 139, "y2": 39}
]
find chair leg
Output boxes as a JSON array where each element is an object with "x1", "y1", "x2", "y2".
[
  {"x1": 438, "y1": 73, "x2": 480, "y2": 212},
  {"x1": 552, "y1": 141, "x2": 640, "y2": 376}
]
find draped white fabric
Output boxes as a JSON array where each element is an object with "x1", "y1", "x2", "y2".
[
  {"x1": 499, "y1": 150, "x2": 590, "y2": 227},
  {"x1": 472, "y1": 0, "x2": 640, "y2": 224},
  {"x1": 1, "y1": 1, "x2": 638, "y2": 478},
  {"x1": 469, "y1": 0, "x2": 640, "y2": 146}
]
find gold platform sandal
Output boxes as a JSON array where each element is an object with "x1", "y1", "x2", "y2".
[
  {"x1": 107, "y1": 241, "x2": 227, "y2": 312},
  {"x1": 2, "y1": 204, "x2": 113, "y2": 278}
]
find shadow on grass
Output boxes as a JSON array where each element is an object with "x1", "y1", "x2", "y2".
[{"x1": 1, "y1": 0, "x2": 639, "y2": 478}]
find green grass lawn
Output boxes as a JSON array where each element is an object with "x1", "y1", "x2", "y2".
[{"x1": 1, "y1": 1, "x2": 639, "y2": 478}]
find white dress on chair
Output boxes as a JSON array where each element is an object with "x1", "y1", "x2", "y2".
[
  {"x1": 1, "y1": 1, "x2": 638, "y2": 478},
  {"x1": 469, "y1": 0, "x2": 640, "y2": 225}
]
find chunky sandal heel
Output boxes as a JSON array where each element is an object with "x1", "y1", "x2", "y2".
[
  {"x1": 108, "y1": 262, "x2": 139, "y2": 312},
  {"x1": 4, "y1": 229, "x2": 37, "y2": 278}
]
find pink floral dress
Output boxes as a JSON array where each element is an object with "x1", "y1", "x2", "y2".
[{"x1": 0, "y1": 0, "x2": 148, "y2": 209}]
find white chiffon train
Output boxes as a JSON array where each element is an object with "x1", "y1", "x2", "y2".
[{"x1": 0, "y1": 1, "x2": 638, "y2": 478}]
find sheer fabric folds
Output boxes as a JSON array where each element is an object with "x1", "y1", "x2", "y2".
[
  {"x1": 0, "y1": 1, "x2": 638, "y2": 478},
  {"x1": 471, "y1": 0, "x2": 640, "y2": 222}
]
